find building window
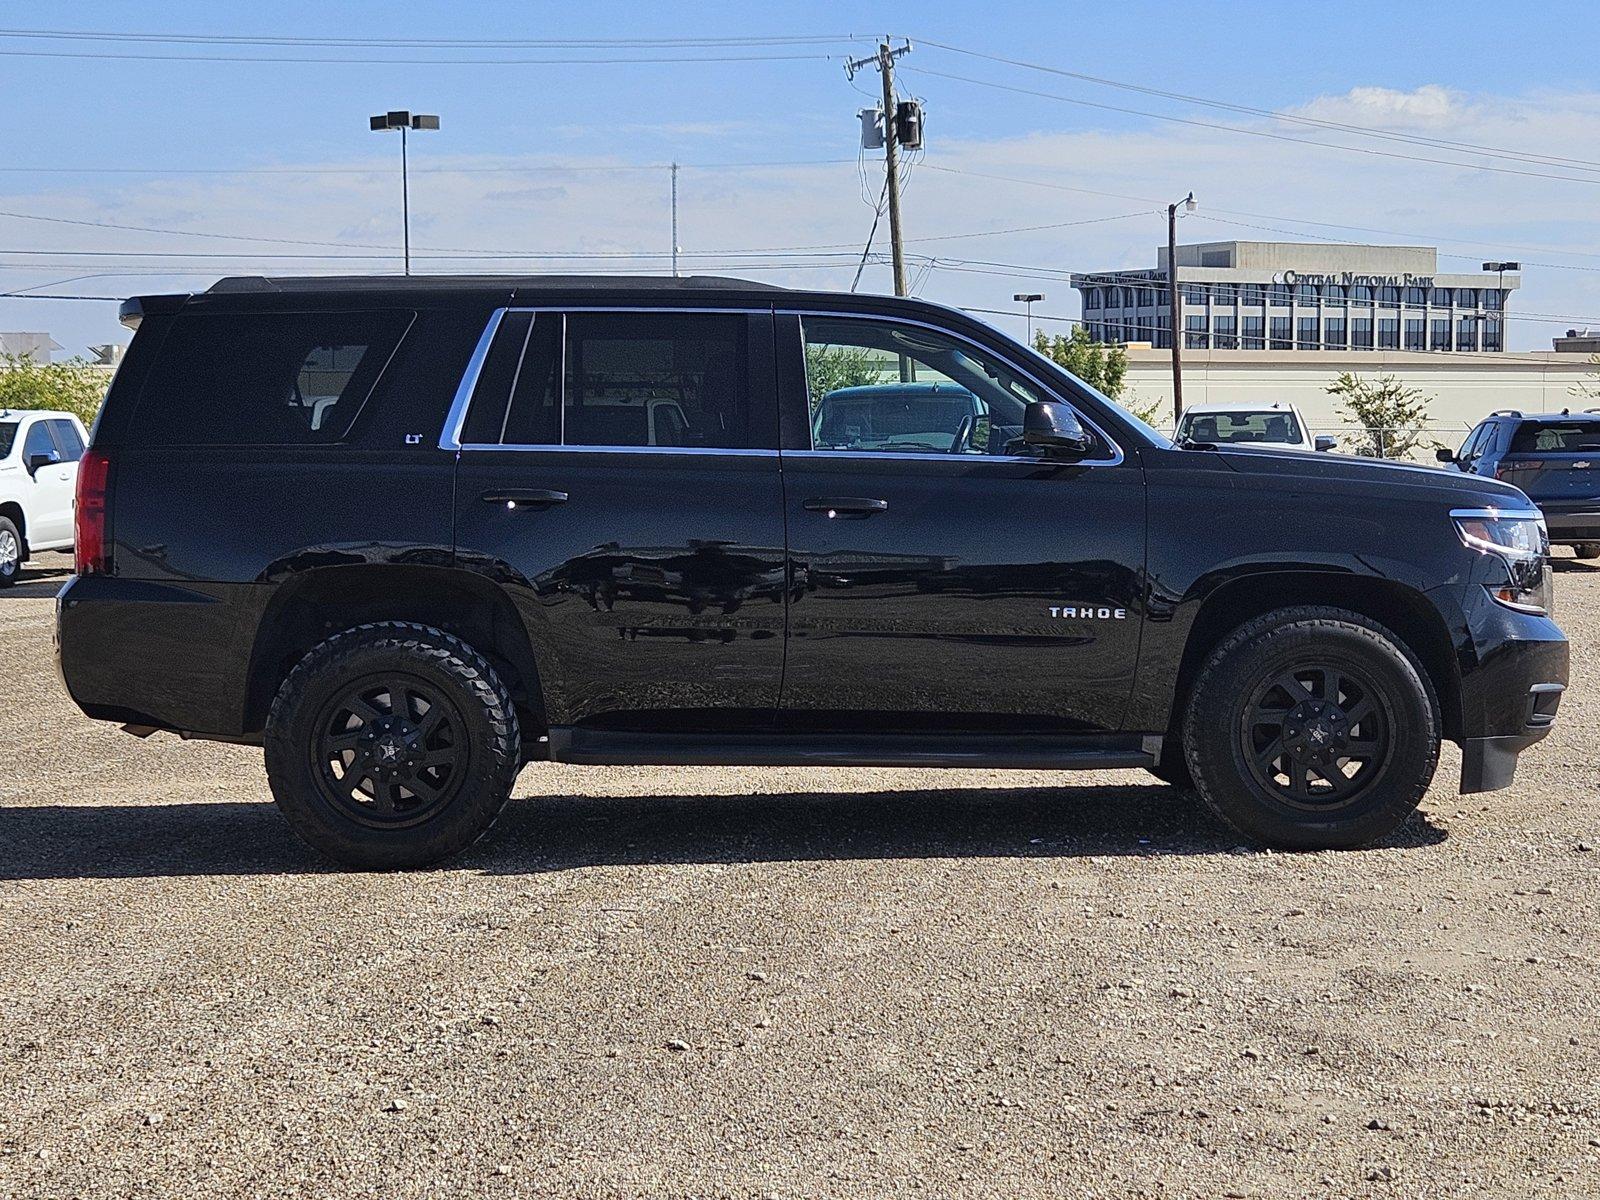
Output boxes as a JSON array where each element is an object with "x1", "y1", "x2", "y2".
[
  {"x1": 1270, "y1": 316, "x2": 1292, "y2": 349},
  {"x1": 1242, "y1": 315, "x2": 1264, "y2": 349},
  {"x1": 1213, "y1": 283, "x2": 1238, "y2": 303},
  {"x1": 1431, "y1": 318, "x2": 1451, "y2": 350},
  {"x1": 1324, "y1": 317, "x2": 1347, "y2": 349},
  {"x1": 1182, "y1": 284, "x2": 1206, "y2": 306},
  {"x1": 1431, "y1": 288, "x2": 1453, "y2": 306},
  {"x1": 1214, "y1": 315, "x2": 1238, "y2": 348},
  {"x1": 1296, "y1": 282, "x2": 1318, "y2": 303},
  {"x1": 1348, "y1": 285, "x2": 1372, "y2": 304},
  {"x1": 1241, "y1": 284, "x2": 1266, "y2": 306},
  {"x1": 1404, "y1": 318, "x2": 1424, "y2": 350},
  {"x1": 1378, "y1": 318, "x2": 1399, "y2": 349},
  {"x1": 1404, "y1": 286, "x2": 1427, "y2": 306},
  {"x1": 1483, "y1": 318, "x2": 1503, "y2": 351},
  {"x1": 1457, "y1": 317, "x2": 1478, "y2": 350},
  {"x1": 1484, "y1": 288, "x2": 1504, "y2": 311},
  {"x1": 1325, "y1": 284, "x2": 1346, "y2": 302},
  {"x1": 1297, "y1": 316, "x2": 1320, "y2": 348},
  {"x1": 1352, "y1": 318, "x2": 1374, "y2": 348},
  {"x1": 1270, "y1": 283, "x2": 1292, "y2": 306},
  {"x1": 1376, "y1": 286, "x2": 1399, "y2": 305},
  {"x1": 1084, "y1": 288, "x2": 1101, "y2": 311},
  {"x1": 1108, "y1": 286, "x2": 1124, "y2": 307},
  {"x1": 1185, "y1": 315, "x2": 1209, "y2": 349},
  {"x1": 1457, "y1": 288, "x2": 1478, "y2": 308}
]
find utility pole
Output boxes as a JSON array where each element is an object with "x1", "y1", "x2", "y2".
[
  {"x1": 846, "y1": 39, "x2": 913, "y2": 296},
  {"x1": 670, "y1": 162, "x2": 680, "y2": 277},
  {"x1": 1167, "y1": 191, "x2": 1195, "y2": 422}
]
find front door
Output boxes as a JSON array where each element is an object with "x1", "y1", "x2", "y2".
[
  {"x1": 776, "y1": 313, "x2": 1145, "y2": 734},
  {"x1": 21, "y1": 418, "x2": 77, "y2": 545},
  {"x1": 451, "y1": 307, "x2": 787, "y2": 732}
]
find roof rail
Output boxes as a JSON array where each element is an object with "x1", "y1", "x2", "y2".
[{"x1": 1488, "y1": 408, "x2": 1523, "y2": 417}]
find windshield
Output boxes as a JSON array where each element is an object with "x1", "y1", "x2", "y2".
[
  {"x1": 0, "y1": 421, "x2": 16, "y2": 459},
  {"x1": 1509, "y1": 420, "x2": 1600, "y2": 453},
  {"x1": 1178, "y1": 410, "x2": 1304, "y2": 445}
]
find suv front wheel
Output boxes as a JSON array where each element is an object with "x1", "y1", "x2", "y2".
[
  {"x1": 264, "y1": 622, "x2": 521, "y2": 869},
  {"x1": 1182, "y1": 606, "x2": 1440, "y2": 850}
]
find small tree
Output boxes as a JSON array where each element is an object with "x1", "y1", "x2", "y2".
[
  {"x1": 1326, "y1": 371, "x2": 1437, "y2": 460},
  {"x1": 804, "y1": 343, "x2": 880, "y2": 412},
  {"x1": 1031, "y1": 326, "x2": 1163, "y2": 425},
  {"x1": 1570, "y1": 353, "x2": 1600, "y2": 404},
  {"x1": 0, "y1": 353, "x2": 108, "y2": 426}
]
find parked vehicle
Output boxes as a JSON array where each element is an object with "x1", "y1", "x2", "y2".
[
  {"x1": 56, "y1": 276, "x2": 1567, "y2": 868},
  {"x1": 812, "y1": 382, "x2": 989, "y2": 454},
  {"x1": 0, "y1": 408, "x2": 89, "y2": 586},
  {"x1": 1175, "y1": 402, "x2": 1336, "y2": 453},
  {"x1": 1439, "y1": 409, "x2": 1600, "y2": 559}
]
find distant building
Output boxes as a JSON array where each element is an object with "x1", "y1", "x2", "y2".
[
  {"x1": 1554, "y1": 329, "x2": 1600, "y2": 354},
  {"x1": 1072, "y1": 241, "x2": 1520, "y2": 353},
  {"x1": 88, "y1": 343, "x2": 127, "y2": 367},
  {"x1": 0, "y1": 332, "x2": 64, "y2": 362}
]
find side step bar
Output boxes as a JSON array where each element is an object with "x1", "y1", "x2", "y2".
[{"x1": 546, "y1": 727, "x2": 1159, "y2": 771}]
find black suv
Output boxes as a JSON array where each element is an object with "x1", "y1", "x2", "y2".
[
  {"x1": 1439, "y1": 408, "x2": 1600, "y2": 559},
  {"x1": 57, "y1": 276, "x2": 1568, "y2": 868}
]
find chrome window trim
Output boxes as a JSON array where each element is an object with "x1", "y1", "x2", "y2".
[
  {"x1": 786, "y1": 308, "x2": 1126, "y2": 467},
  {"x1": 439, "y1": 303, "x2": 1130, "y2": 466}
]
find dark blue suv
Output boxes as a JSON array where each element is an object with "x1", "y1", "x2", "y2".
[{"x1": 1440, "y1": 409, "x2": 1600, "y2": 559}]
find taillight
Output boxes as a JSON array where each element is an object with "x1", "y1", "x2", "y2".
[{"x1": 74, "y1": 448, "x2": 111, "y2": 575}]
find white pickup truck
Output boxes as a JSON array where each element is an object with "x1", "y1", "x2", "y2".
[{"x1": 0, "y1": 409, "x2": 89, "y2": 586}]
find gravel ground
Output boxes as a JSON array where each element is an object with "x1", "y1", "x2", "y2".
[{"x1": 2, "y1": 549, "x2": 1598, "y2": 1199}]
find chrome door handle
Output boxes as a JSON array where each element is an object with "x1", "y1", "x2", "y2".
[
  {"x1": 803, "y1": 496, "x2": 888, "y2": 518},
  {"x1": 482, "y1": 488, "x2": 568, "y2": 509}
]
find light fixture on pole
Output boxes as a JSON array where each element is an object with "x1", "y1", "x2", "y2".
[
  {"x1": 1167, "y1": 191, "x2": 1196, "y2": 422},
  {"x1": 1014, "y1": 293, "x2": 1044, "y2": 341},
  {"x1": 1482, "y1": 259, "x2": 1520, "y2": 304},
  {"x1": 369, "y1": 110, "x2": 440, "y2": 275}
]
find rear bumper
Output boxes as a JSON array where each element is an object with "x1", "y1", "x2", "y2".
[{"x1": 1536, "y1": 504, "x2": 1600, "y2": 543}]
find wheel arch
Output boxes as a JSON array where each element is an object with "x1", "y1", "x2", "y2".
[
  {"x1": 0, "y1": 500, "x2": 26, "y2": 555},
  {"x1": 1168, "y1": 571, "x2": 1462, "y2": 744},
  {"x1": 243, "y1": 564, "x2": 547, "y2": 746}
]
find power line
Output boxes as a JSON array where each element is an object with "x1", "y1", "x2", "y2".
[
  {"x1": 0, "y1": 29, "x2": 871, "y2": 48},
  {"x1": 907, "y1": 67, "x2": 1600, "y2": 187},
  {"x1": 0, "y1": 158, "x2": 861, "y2": 176},
  {"x1": 0, "y1": 47, "x2": 845, "y2": 66},
  {"x1": 913, "y1": 38, "x2": 1600, "y2": 175}
]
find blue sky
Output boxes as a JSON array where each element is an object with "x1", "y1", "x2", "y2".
[{"x1": 3, "y1": 0, "x2": 1599, "y2": 374}]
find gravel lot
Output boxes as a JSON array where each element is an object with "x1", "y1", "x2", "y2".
[{"x1": 2, "y1": 549, "x2": 1597, "y2": 1199}]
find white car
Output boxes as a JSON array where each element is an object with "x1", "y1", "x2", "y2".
[
  {"x1": 1174, "y1": 402, "x2": 1336, "y2": 453},
  {"x1": 0, "y1": 408, "x2": 89, "y2": 586}
]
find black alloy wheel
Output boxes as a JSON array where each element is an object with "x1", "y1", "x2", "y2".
[
  {"x1": 1241, "y1": 663, "x2": 1390, "y2": 809},
  {"x1": 313, "y1": 675, "x2": 466, "y2": 828}
]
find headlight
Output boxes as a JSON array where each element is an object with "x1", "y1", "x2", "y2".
[{"x1": 1452, "y1": 507, "x2": 1552, "y2": 615}]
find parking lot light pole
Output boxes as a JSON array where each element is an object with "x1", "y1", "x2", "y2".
[
  {"x1": 1014, "y1": 293, "x2": 1044, "y2": 342},
  {"x1": 369, "y1": 110, "x2": 440, "y2": 275},
  {"x1": 1168, "y1": 191, "x2": 1196, "y2": 422}
]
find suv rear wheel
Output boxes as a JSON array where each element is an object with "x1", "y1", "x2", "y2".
[
  {"x1": 1574, "y1": 542, "x2": 1600, "y2": 561},
  {"x1": 1181, "y1": 606, "x2": 1439, "y2": 850},
  {"x1": 264, "y1": 622, "x2": 521, "y2": 869}
]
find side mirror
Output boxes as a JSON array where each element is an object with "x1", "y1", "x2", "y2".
[
  {"x1": 1314, "y1": 435, "x2": 1338, "y2": 452},
  {"x1": 1434, "y1": 447, "x2": 1456, "y2": 464},
  {"x1": 24, "y1": 451, "x2": 56, "y2": 474},
  {"x1": 1022, "y1": 400, "x2": 1092, "y2": 458}
]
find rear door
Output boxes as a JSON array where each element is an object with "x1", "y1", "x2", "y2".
[
  {"x1": 774, "y1": 311, "x2": 1145, "y2": 734},
  {"x1": 450, "y1": 306, "x2": 787, "y2": 732},
  {"x1": 20, "y1": 418, "x2": 75, "y2": 545}
]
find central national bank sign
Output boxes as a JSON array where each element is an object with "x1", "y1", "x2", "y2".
[{"x1": 1276, "y1": 269, "x2": 1436, "y2": 288}]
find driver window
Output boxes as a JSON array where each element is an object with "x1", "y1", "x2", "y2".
[
  {"x1": 802, "y1": 316, "x2": 1057, "y2": 457},
  {"x1": 1458, "y1": 424, "x2": 1487, "y2": 462}
]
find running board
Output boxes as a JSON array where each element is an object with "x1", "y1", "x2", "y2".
[{"x1": 546, "y1": 728, "x2": 1159, "y2": 770}]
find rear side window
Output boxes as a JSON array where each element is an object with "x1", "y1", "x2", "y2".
[
  {"x1": 134, "y1": 310, "x2": 413, "y2": 446},
  {"x1": 1510, "y1": 420, "x2": 1600, "y2": 453},
  {"x1": 459, "y1": 310, "x2": 756, "y2": 450},
  {"x1": 47, "y1": 420, "x2": 84, "y2": 462}
]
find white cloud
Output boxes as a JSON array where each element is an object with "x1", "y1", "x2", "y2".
[{"x1": 1294, "y1": 84, "x2": 1465, "y2": 128}]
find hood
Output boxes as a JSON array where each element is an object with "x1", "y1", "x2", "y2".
[{"x1": 1202, "y1": 444, "x2": 1531, "y2": 508}]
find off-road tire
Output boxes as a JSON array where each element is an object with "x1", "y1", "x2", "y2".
[
  {"x1": 0, "y1": 515, "x2": 22, "y2": 587},
  {"x1": 265, "y1": 622, "x2": 520, "y2": 869},
  {"x1": 1574, "y1": 542, "x2": 1600, "y2": 561},
  {"x1": 1181, "y1": 606, "x2": 1440, "y2": 850}
]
